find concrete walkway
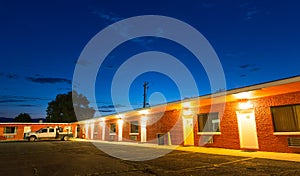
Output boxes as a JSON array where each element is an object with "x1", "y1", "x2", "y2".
[{"x1": 72, "y1": 138, "x2": 300, "y2": 163}]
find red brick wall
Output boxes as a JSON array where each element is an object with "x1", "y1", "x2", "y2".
[
  {"x1": 254, "y1": 91, "x2": 300, "y2": 153},
  {"x1": 192, "y1": 91, "x2": 300, "y2": 153},
  {"x1": 0, "y1": 123, "x2": 75, "y2": 140},
  {"x1": 147, "y1": 110, "x2": 183, "y2": 145},
  {"x1": 193, "y1": 102, "x2": 241, "y2": 149}
]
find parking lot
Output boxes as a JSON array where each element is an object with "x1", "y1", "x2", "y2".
[{"x1": 1, "y1": 140, "x2": 300, "y2": 176}]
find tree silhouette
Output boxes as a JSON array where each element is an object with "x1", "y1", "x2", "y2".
[
  {"x1": 46, "y1": 91, "x2": 95, "y2": 123},
  {"x1": 14, "y1": 113, "x2": 32, "y2": 122}
]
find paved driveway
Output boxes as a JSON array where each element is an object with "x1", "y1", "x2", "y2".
[{"x1": 0, "y1": 141, "x2": 299, "y2": 175}]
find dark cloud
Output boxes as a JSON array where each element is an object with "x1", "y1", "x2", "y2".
[
  {"x1": 0, "y1": 95, "x2": 51, "y2": 104},
  {"x1": 98, "y1": 109, "x2": 114, "y2": 113},
  {"x1": 0, "y1": 99, "x2": 27, "y2": 103},
  {"x1": 26, "y1": 77, "x2": 71, "y2": 84},
  {"x1": 98, "y1": 104, "x2": 126, "y2": 109},
  {"x1": 0, "y1": 73, "x2": 20, "y2": 79},
  {"x1": 17, "y1": 104, "x2": 35, "y2": 107},
  {"x1": 250, "y1": 67, "x2": 261, "y2": 72},
  {"x1": 239, "y1": 64, "x2": 253, "y2": 69},
  {"x1": 6, "y1": 74, "x2": 19, "y2": 79}
]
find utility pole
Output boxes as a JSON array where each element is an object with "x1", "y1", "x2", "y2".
[{"x1": 143, "y1": 82, "x2": 149, "y2": 108}]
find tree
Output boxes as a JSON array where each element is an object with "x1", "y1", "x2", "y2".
[
  {"x1": 14, "y1": 113, "x2": 32, "y2": 122},
  {"x1": 46, "y1": 91, "x2": 95, "y2": 123}
]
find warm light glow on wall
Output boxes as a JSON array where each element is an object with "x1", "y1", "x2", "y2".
[
  {"x1": 118, "y1": 118, "x2": 124, "y2": 124},
  {"x1": 182, "y1": 109, "x2": 193, "y2": 116},
  {"x1": 182, "y1": 102, "x2": 192, "y2": 108},
  {"x1": 234, "y1": 91, "x2": 252, "y2": 99},
  {"x1": 139, "y1": 109, "x2": 149, "y2": 115},
  {"x1": 238, "y1": 101, "x2": 253, "y2": 110}
]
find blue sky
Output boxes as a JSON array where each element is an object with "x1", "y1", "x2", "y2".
[{"x1": 1, "y1": 0, "x2": 300, "y2": 119}]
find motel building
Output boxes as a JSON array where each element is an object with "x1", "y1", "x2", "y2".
[{"x1": 1, "y1": 76, "x2": 300, "y2": 154}]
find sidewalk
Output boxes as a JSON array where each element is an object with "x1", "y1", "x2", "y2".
[{"x1": 72, "y1": 138, "x2": 300, "y2": 162}]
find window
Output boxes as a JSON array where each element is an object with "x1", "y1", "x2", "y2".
[
  {"x1": 198, "y1": 112, "x2": 220, "y2": 132},
  {"x1": 110, "y1": 123, "x2": 116, "y2": 133},
  {"x1": 4, "y1": 127, "x2": 17, "y2": 134},
  {"x1": 130, "y1": 121, "x2": 139, "y2": 133},
  {"x1": 49, "y1": 128, "x2": 55, "y2": 132},
  {"x1": 41, "y1": 128, "x2": 47, "y2": 133},
  {"x1": 271, "y1": 105, "x2": 300, "y2": 132}
]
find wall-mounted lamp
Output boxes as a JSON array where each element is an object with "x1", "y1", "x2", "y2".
[
  {"x1": 182, "y1": 102, "x2": 192, "y2": 109},
  {"x1": 233, "y1": 91, "x2": 252, "y2": 99},
  {"x1": 238, "y1": 101, "x2": 253, "y2": 110},
  {"x1": 139, "y1": 109, "x2": 149, "y2": 115}
]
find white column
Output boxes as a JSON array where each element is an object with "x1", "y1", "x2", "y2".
[
  {"x1": 85, "y1": 124, "x2": 89, "y2": 139},
  {"x1": 118, "y1": 119, "x2": 123, "y2": 141},
  {"x1": 141, "y1": 116, "x2": 147, "y2": 143},
  {"x1": 100, "y1": 121, "x2": 105, "y2": 141},
  {"x1": 90, "y1": 123, "x2": 94, "y2": 140}
]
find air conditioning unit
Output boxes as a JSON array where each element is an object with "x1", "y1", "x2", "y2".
[{"x1": 288, "y1": 137, "x2": 300, "y2": 147}]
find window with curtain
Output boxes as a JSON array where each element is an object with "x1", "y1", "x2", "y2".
[
  {"x1": 4, "y1": 127, "x2": 17, "y2": 134},
  {"x1": 271, "y1": 104, "x2": 300, "y2": 132},
  {"x1": 130, "y1": 121, "x2": 139, "y2": 133},
  {"x1": 110, "y1": 123, "x2": 116, "y2": 133},
  {"x1": 198, "y1": 112, "x2": 220, "y2": 132}
]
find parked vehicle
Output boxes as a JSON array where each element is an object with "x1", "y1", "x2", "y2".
[{"x1": 24, "y1": 126, "x2": 73, "y2": 142}]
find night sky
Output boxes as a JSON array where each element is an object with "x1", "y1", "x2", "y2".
[{"x1": 1, "y1": 0, "x2": 300, "y2": 119}]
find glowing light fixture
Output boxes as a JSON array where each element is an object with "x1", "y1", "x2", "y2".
[
  {"x1": 139, "y1": 109, "x2": 149, "y2": 115},
  {"x1": 117, "y1": 114, "x2": 124, "y2": 119},
  {"x1": 182, "y1": 102, "x2": 192, "y2": 108},
  {"x1": 234, "y1": 91, "x2": 252, "y2": 99},
  {"x1": 238, "y1": 101, "x2": 253, "y2": 110}
]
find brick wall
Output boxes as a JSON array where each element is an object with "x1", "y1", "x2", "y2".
[{"x1": 0, "y1": 123, "x2": 76, "y2": 140}]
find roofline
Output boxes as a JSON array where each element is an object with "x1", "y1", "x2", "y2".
[{"x1": 80, "y1": 75, "x2": 300, "y2": 123}]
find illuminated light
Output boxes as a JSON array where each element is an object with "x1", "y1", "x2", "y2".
[
  {"x1": 118, "y1": 118, "x2": 124, "y2": 125},
  {"x1": 139, "y1": 109, "x2": 149, "y2": 115},
  {"x1": 234, "y1": 92, "x2": 252, "y2": 99},
  {"x1": 238, "y1": 101, "x2": 253, "y2": 110},
  {"x1": 182, "y1": 109, "x2": 193, "y2": 116},
  {"x1": 182, "y1": 102, "x2": 192, "y2": 108},
  {"x1": 117, "y1": 114, "x2": 124, "y2": 119}
]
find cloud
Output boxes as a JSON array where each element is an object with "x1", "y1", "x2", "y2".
[
  {"x1": 0, "y1": 73, "x2": 20, "y2": 80},
  {"x1": 97, "y1": 104, "x2": 127, "y2": 113},
  {"x1": 239, "y1": 64, "x2": 253, "y2": 69},
  {"x1": 98, "y1": 109, "x2": 114, "y2": 113},
  {"x1": 92, "y1": 9, "x2": 123, "y2": 23},
  {"x1": 0, "y1": 95, "x2": 51, "y2": 104},
  {"x1": 17, "y1": 104, "x2": 36, "y2": 107},
  {"x1": 0, "y1": 99, "x2": 26, "y2": 103},
  {"x1": 239, "y1": 2, "x2": 259, "y2": 20},
  {"x1": 26, "y1": 77, "x2": 71, "y2": 84},
  {"x1": 6, "y1": 74, "x2": 19, "y2": 79},
  {"x1": 98, "y1": 104, "x2": 126, "y2": 109}
]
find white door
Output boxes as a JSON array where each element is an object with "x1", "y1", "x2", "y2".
[
  {"x1": 236, "y1": 110, "x2": 259, "y2": 149},
  {"x1": 183, "y1": 117, "x2": 194, "y2": 145}
]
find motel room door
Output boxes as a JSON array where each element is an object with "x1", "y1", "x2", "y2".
[
  {"x1": 183, "y1": 116, "x2": 194, "y2": 146},
  {"x1": 236, "y1": 110, "x2": 259, "y2": 149}
]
